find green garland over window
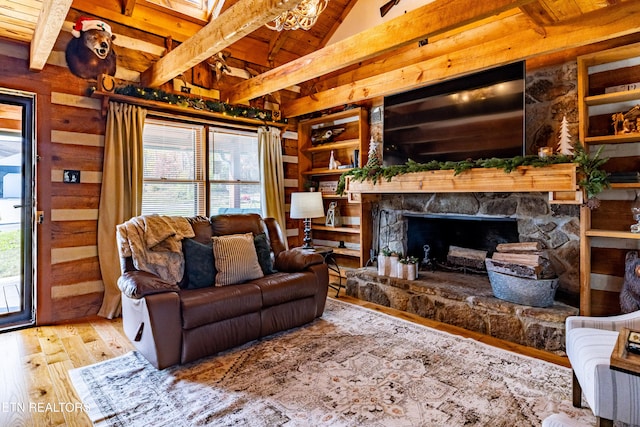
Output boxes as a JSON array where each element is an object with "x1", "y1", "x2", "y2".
[
  {"x1": 337, "y1": 142, "x2": 609, "y2": 203},
  {"x1": 111, "y1": 85, "x2": 281, "y2": 122}
]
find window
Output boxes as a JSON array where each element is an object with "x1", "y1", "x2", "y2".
[
  {"x1": 141, "y1": 118, "x2": 261, "y2": 217},
  {"x1": 143, "y1": 0, "x2": 224, "y2": 22},
  {"x1": 209, "y1": 127, "x2": 261, "y2": 215}
]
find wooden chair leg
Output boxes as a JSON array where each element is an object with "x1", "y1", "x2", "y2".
[
  {"x1": 596, "y1": 416, "x2": 613, "y2": 427},
  {"x1": 572, "y1": 370, "x2": 582, "y2": 408}
]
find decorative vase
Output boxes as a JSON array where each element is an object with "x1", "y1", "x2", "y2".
[
  {"x1": 328, "y1": 150, "x2": 337, "y2": 169},
  {"x1": 389, "y1": 255, "x2": 399, "y2": 278},
  {"x1": 407, "y1": 263, "x2": 417, "y2": 280},
  {"x1": 377, "y1": 254, "x2": 390, "y2": 276},
  {"x1": 397, "y1": 262, "x2": 407, "y2": 279}
]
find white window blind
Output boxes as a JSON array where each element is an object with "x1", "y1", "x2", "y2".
[
  {"x1": 142, "y1": 119, "x2": 205, "y2": 216},
  {"x1": 140, "y1": 118, "x2": 262, "y2": 217},
  {"x1": 209, "y1": 127, "x2": 261, "y2": 215}
]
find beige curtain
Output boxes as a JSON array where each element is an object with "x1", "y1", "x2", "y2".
[
  {"x1": 97, "y1": 102, "x2": 147, "y2": 318},
  {"x1": 258, "y1": 126, "x2": 288, "y2": 248}
]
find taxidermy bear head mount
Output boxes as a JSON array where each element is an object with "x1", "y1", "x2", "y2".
[{"x1": 65, "y1": 17, "x2": 117, "y2": 80}]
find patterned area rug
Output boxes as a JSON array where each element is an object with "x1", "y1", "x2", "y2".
[{"x1": 70, "y1": 299, "x2": 594, "y2": 426}]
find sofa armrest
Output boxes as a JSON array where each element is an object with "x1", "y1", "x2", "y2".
[
  {"x1": 565, "y1": 310, "x2": 640, "y2": 333},
  {"x1": 274, "y1": 248, "x2": 324, "y2": 272},
  {"x1": 118, "y1": 270, "x2": 180, "y2": 299}
]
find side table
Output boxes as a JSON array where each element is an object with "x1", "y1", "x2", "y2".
[
  {"x1": 302, "y1": 246, "x2": 343, "y2": 297},
  {"x1": 610, "y1": 327, "x2": 640, "y2": 377}
]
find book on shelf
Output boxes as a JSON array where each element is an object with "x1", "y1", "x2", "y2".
[{"x1": 609, "y1": 171, "x2": 640, "y2": 183}]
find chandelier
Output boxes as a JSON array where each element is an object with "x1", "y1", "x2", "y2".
[{"x1": 266, "y1": 0, "x2": 329, "y2": 31}]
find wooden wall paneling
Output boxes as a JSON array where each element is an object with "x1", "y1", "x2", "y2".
[
  {"x1": 50, "y1": 220, "x2": 98, "y2": 248},
  {"x1": 191, "y1": 61, "x2": 212, "y2": 88},
  {"x1": 48, "y1": 105, "x2": 106, "y2": 134},
  {"x1": 50, "y1": 257, "x2": 101, "y2": 286},
  {"x1": 50, "y1": 144, "x2": 104, "y2": 171},
  {"x1": 590, "y1": 246, "x2": 628, "y2": 276},
  {"x1": 590, "y1": 199, "x2": 633, "y2": 231},
  {"x1": 50, "y1": 293, "x2": 105, "y2": 320},
  {"x1": 603, "y1": 156, "x2": 640, "y2": 173},
  {"x1": 590, "y1": 289, "x2": 623, "y2": 316},
  {"x1": 50, "y1": 187, "x2": 101, "y2": 210},
  {"x1": 589, "y1": 63, "x2": 640, "y2": 95}
]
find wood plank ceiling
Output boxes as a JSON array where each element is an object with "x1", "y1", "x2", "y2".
[{"x1": 0, "y1": 0, "x2": 639, "y2": 117}]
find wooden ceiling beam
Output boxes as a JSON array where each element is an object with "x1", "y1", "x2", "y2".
[
  {"x1": 519, "y1": 1, "x2": 557, "y2": 26},
  {"x1": 121, "y1": 0, "x2": 137, "y2": 16},
  {"x1": 29, "y1": 0, "x2": 73, "y2": 71},
  {"x1": 71, "y1": 0, "x2": 203, "y2": 43},
  {"x1": 283, "y1": 0, "x2": 640, "y2": 117},
  {"x1": 315, "y1": 10, "x2": 523, "y2": 93},
  {"x1": 229, "y1": 0, "x2": 537, "y2": 104},
  {"x1": 267, "y1": 32, "x2": 289, "y2": 65},
  {"x1": 140, "y1": 0, "x2": 298, "y2": 88}
]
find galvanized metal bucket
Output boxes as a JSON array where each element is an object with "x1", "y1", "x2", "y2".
[{"x1": 487, "y1": 270, "x2": 559, "y2": 307}]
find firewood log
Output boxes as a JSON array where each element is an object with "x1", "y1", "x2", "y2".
[{"x1": 495, "y1": 242, "x2": 543, "y2": 252}]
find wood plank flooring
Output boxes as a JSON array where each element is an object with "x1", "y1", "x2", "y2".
[{"x1": 0, "y1": 292, "x2": 569, "y2": 426}]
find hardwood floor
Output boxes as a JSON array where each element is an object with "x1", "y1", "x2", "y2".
[{"x1": 0, "y1": 292, "x2": 569, "y2": 426}]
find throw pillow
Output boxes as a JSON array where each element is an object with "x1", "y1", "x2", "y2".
[
  {"x1": 254, "y1": 233, "x2": 276, "y2": 275},
  {"x1": 182, "y1": 238, "x2": 216, "y2": 289},
  {"x1": 212, "y1": 233, "x2": 264, "y2": 286}
]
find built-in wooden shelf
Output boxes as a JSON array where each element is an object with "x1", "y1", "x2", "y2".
[
  {"x1": 610, "y1": 182, "x2": 640, "y2": 189},
  {"x1": 585, "y1": 229, "x2": 640, "y2": 239},
  {"x1": 303, "y1": 139, "x2": 360, "y2": 153},
  {"x1": 91, "y1": 90, "x2": 286, "y2": 128},
  {"x1": 312, "y1": 225, "x2": 360, "y2": 234},
  {"x1": 303, "y1": 167, "x2": 354, "y2": 176},
  {"x1": 331, "y1": 247, "x2": 360, "y2": 257},
  {"x1": 584, "y1": 134, "x2": 640, "y2": 145},
  {"x1": 584, "y1": 88, "x2": 640, "y2": 106}
]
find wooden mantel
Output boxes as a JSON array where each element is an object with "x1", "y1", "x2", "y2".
[{"x1": 345, "y1": 163, "x2": 581, "y2": 203}]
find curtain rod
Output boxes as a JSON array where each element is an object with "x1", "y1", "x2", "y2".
[{"x1": 148, "y1": 110, "x2": 270, "y2": 132}]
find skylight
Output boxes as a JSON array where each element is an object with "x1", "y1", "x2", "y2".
[{"x1": 144, "y1": 0, "x2": 225, "y2": 22}]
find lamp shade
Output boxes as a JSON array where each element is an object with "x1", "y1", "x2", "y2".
[{"x1": 290, "y1": 192, "x2": 324, "y2": 219}]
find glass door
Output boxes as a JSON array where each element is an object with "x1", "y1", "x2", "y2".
[{"x1": 0, "y1": 89, "x2": 35, "y2": 330}]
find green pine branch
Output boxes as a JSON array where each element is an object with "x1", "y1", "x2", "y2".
[{"x1": 336, "y1": 143, "x2": 609, "y2": 203}]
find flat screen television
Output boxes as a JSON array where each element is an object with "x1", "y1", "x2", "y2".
[{"x1": 382, "y1": 61, "x2": 525, "y2": 165}]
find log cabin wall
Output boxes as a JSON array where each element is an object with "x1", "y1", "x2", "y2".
[
  {"x1": 0, "y1": 9, "x2": 301, "y2": 324},
  {"x1": 0, "y1": 39, "x2": 104, "y2": 323},
  {"x1": 0, "y1": 8, "x2": 638, "y2": 323}
]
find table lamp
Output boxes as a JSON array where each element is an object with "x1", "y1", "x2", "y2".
[{"x1": 290, "y1": 191, "x2": 325, "y2": 249}]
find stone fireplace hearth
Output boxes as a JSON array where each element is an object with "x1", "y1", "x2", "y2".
[
  {"x1": 345, "y1": 191, "x2": 581, "y2": 354},
  {"x1": 345, "y1": 267, "x2": 577, "y2": 354}
]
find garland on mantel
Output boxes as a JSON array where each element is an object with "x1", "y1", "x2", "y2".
[
  {"x1": 105, "y1": 85, "x2": 284, "y2": 123},
  {"x1": 337, "y1": 142, "x2": 610, "y2": 206}
]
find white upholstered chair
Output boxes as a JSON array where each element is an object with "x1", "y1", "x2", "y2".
[{"x1": 565, "y1": 310, "x2": 640, "y2": 427}]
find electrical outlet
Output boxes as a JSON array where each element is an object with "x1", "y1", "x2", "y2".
[{"x1": 63, "y1": 170, "x2": 81, "y2": 183}]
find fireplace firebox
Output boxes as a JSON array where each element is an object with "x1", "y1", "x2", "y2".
[{"x1": 405, "y1": 213, "x2": 519, "y2": 266}]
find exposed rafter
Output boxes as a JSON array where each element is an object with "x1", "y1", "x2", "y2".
[
  {"x1": 29, "y1": 0, "x2": 73, "y2": 71},
  {"x1": 121, "y1": 0, "x2": 137, "y2": 16},
  {"x1": 140, "y1": 0, "x2": 299, "y2": 88},
  {"x1": 229, "y1": 0, "x2": 537, "y2": 104},
  {"x1": 283, "y1": 0, "x2": 640, "y2": 117}
]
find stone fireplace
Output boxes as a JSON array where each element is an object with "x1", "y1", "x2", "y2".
[
  {"x1": 375, "y1": 191, "x2": 580, "y2": 302},
  {"x1": 345, "y1": 191, "x2": 580, "y2": 354}
]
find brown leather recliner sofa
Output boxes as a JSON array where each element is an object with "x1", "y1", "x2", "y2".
[{"x1": 117, "y1": 213, "x2": 329, "y2": 369}]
